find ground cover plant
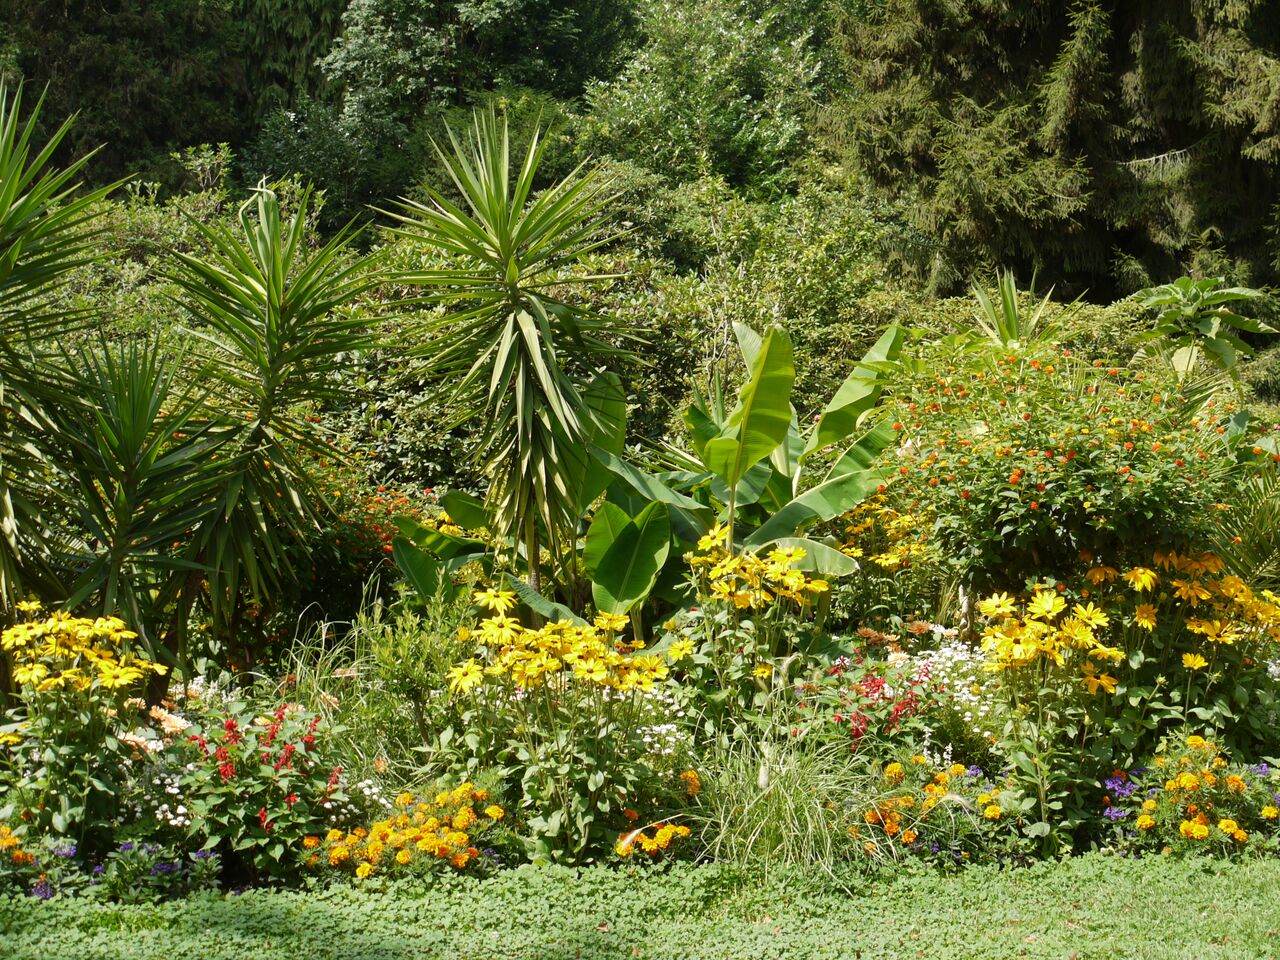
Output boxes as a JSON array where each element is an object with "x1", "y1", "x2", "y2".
[{"x1": 5, "y1": 4, "x2": 1280, "y2": 955}]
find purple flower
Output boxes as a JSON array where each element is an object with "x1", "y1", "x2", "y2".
[
  {"x1": 1103, "y1": 806, "x2": 1129, "y2": 821},
  {"x1": 192, "y1": 850, "x2": 216, "y2": 860},
  {"x1": 1105, "y1": 775, "x2": 1137, "y2": 799},
  {"x1": 92, "y1": 865, "x2": 105, "y2": 877},
  {"x1": 1250, "y1": 763, "x2": 1270, "y2": 776},
  {"x1": 53, "y1": 845, "x2": 76, "y2": 858},
  {"x1": 30, "y1": 879, "x2": 53, "y2": 900},
  {"x1": 149, "y1": 862, "x2": 179, "y2": 877},
  {"x1": 118, "y1": 842, "x2": 134, "y2": 853},
  {"x1": 966, "y1": 765, "x2": 983, "y2": 777}
]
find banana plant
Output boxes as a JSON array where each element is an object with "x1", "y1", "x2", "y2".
[{"x1": 591, "y1": 323, "x2": 904, "y2": 576}]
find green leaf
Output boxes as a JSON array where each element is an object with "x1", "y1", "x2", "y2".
[
  {"x1": 805, "y1": 325, "x2": 902, "y2": 457},
  {"x1": 592, "y1": 501, "x2": 672, "y2": 615},
  {"x1": 439, "y1": 490, "x2": 487, "y2": 529},
  {"x1": 582, "y1": 502, "x2": 631, "y2": 578},
  {"x1": 747, "y1": 423, "x2": 893, "y2": 546},
  {"x1": 502, "y1": 574, "x2": 586, "y2": 624},
  {"x1": 392, "y1": 536, "x2": 452, "y2": 602},
  {"x1": 703, "y1": 326, "x2": 795, "y2": 487},
  {"x1": 760, "y1": 537, "x2": 856, "y2": 577}
]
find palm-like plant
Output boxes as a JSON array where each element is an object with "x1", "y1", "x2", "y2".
[
  {"x1": 163, "y1": 185, "x2": 383, "y2": 665},
  {"x1": 389, "y1": 110, "x2": 634, "y2": 590},
  {"x1": 971, "y1": 268, "x2": 1081, "y2": 348},
  {"x1": 40, "y1": 341, "x2": 221, "y2": 640},
  {"x1": 0, "y1": 84, "x2": 117, "y2": 620}
]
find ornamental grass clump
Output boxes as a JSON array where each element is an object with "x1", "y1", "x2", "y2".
[
  {"x1": 0, "y1": 604, "x2": 167, "y2": 849},
  {"x1": 445, "y1": 589, "x2": 683, "y2": 863},
  {"x1": 308, "y1": 782, "x2": 508, "y2": 878},
  {"x1": 1107, "y1": 734, "x2": 1280, "y2": 857}
]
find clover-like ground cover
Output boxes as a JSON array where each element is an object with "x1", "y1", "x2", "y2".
[{"x1": 3, "y1": 855, "x2": 1278, "y2": 960}]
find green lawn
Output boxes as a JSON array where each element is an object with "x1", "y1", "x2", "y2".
[{"x1": 2, "y1": 855, "x2": 1278, "y2": 960}]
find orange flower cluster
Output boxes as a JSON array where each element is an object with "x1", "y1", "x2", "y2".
[{"x1": 307, "y1": 782, "x2": 504, "y2": 877}]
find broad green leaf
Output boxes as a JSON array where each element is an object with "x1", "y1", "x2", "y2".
[
  {"x1": 439, "y1": 489, "x2": 487, "y2": 529},
  {"x1": 805, "y1": 325, "x2": 902, "y2": 457},
  {"x1": 391, "y1": 536, "x2": 453, "y2": 602},
  {"x1": 592, "y1": 501, "x2": 671, "y2": 614},
  {"x1": 760, "y1": 537, "x2": 857, "y2": 577},
  {"x1": 393, "y1": 515, "x2": 486, "y2": 560},
  {"x1": 746, "y1": 423, "x2": 893, "y2": 546},
  {"x1": 704, "y1": 326, "x2": 794, "y2": 487},
  {"x1": 501, "y1": 573, "x2": 586, "y2": 624},
  {"x1": 582, "y1": 501, "x2": 631, "y2": 578}
]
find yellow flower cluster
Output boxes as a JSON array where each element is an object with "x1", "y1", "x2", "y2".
[
  {"x1": 679, "y1": 769, "x2": 701, "y2": 797},
  {"x1": 1, "y1": 605, "x2": 165, "y2": 694},
  {"x1": 309, "y1": 783, "x2": 503, "y2": 877},
  {"x1": 615, "y1": 821, "x2": 692, "y2": 858},
  {"x1": 977, "y1": 589, "x2": 1121, "y2": 693},
  {"x1": 447, "y1": 600, "x2": 671, "y2": 694},
  {"x1": 1083, "y1": 549, "x2": 1280, "y2": 652},
  {"x1": 976, "y1": 548, "x2": 1280, "y2": 693},
  {"x1": 686, "y1": 530, "x2": 829, "y2": 609},
  {"x1": 839, "y1": 495, "x2": 934, "y2": 571}
]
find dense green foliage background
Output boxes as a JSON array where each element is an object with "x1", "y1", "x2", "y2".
[{"x1": 8, "y1": 0, "x2": 1279, "y2": 294}]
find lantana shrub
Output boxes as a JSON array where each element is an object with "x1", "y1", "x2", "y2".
[
  {"x1": 883, "y1": 348, "x2": 1246, "y2": 593},
  {"x1": 852, "y1": 755, "x2": 1036, "y2": 868}
]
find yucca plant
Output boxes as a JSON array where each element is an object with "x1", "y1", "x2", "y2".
[
  {"x1": 161, "y1": 184, "x2": 384, "y2": 670},
  {"x1": 971, "y1": 268, "x2": 1081, "y2": 349},
  {"x1": 0, "y1": 83, "x2": 118, "y2": 622},
  {"x1": 389, "y1": 109, "x2": 634, "y2": 591},
  {"x1": 40, "y1": 340, "x2": 221, "y2": 640}
]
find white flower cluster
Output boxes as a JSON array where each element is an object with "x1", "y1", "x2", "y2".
[
  {"x1": 915, "y1": 640, "x2": 999, "y2": 742},
  {"x1": 149, "y1": 773, "x2": 191, "y2": 828},
  {"x1": 632, "y1": 687, "x2": 693, "y2": 762}
]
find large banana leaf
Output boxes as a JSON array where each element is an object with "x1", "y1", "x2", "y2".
[
  {"x1": 591, "y1": 501, "x2": 671, "y2": 615},
  {"x1": 747, "y1": 422, "x2": 894, "y2": 547},
  {"x1": 703, "y1": 326, "x2": 794, "y2": 488},
  {"x1": 804, "y1": 325, "x2": 903, "y2": 458}
]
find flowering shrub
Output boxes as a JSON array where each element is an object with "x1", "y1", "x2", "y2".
[
  {"x1": 178, "y1": 701, "x2": 354, "y2": 878},
  {"x1": 977, "y1": 548, "x2": 1280, "y2": 757},
  {"x1": 884, "y1": 350, "x2": 1246, "y2": 592},
  {"x1": 798, "y1": 645, "x2": 944, "y2": 749},
  {"x1": 1108, "y1": 735, "x2": 1280, "y2": 856},
  {"x1": 447, "y1": 591, "x2": 681, "y2": 862},
  {"x1": 850, "y1": 756, "x2": 1035, "y2": 868},
  {"x1": 307, "y1": 781, "x2": 509, "y2": 878},
  {"x1": 0, "y1": 606, "x2": 167, "y2": 849}
]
